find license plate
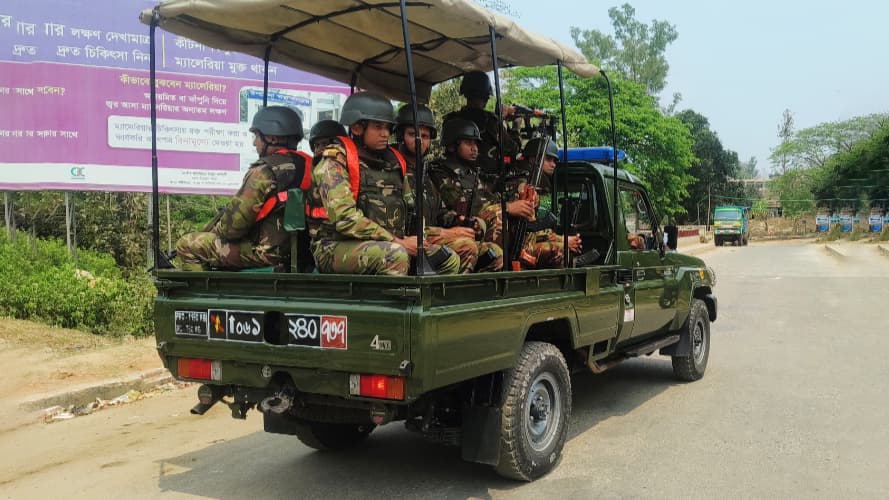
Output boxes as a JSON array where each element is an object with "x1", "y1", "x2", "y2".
[
  {"x1": 207, "y1": 310, "x2": 265, "y2": 343},
  {"x1": 284, "y1": 314, "x2": 347, "y2": 349},
  {"x1": 174, "y1": 310, "x2": 208, "y2": 337}
]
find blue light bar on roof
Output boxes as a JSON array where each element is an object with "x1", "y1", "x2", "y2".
[{"x1": 558, "y1": 147, "x2": 627, "y2": 162}]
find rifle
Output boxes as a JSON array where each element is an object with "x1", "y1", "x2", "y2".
[{"x1": 508, "y1": 135, "x2": 549, "y2": 270}]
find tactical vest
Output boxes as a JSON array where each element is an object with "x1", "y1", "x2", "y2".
[
  {"x1": 312, "y1": 137, "x2": 408, "y2": 239},
  {"x1": 433, "y1": 156, "x2": 499, "y2": 218},
  {"x1": 402, "y1": 147, "x2": 440, "y2": 236},
  {"x1": 248, "y1": 150, "x2": 311, "y2": 256}
]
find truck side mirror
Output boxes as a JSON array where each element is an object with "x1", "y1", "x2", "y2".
[{"x1": 664, "y1": 225, "x2": 678, "y2": 251}]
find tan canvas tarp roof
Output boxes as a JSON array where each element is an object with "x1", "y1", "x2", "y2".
[{"x1": 139, "y1": 0, "x2": 598, "y2": 102}]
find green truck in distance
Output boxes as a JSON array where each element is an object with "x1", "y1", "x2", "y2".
[
  {"x1": 713, "y1": 205, "x2": 749, "y2": 246},
  {"x1": 154, "y1": 160, "x2": 717, "y2": 481}
]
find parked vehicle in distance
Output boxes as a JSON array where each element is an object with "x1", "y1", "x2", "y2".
[{"x1": 714, "y1": 205, "x2": 749, "y2": 246}]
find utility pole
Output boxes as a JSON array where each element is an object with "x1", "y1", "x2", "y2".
[{"x1": 706, "y1": 182, "x2": 711, "y2": 231}]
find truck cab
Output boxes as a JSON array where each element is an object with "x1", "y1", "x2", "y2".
[{"x1": 713, "y1": 205, "x2": 749, "y2": 246}]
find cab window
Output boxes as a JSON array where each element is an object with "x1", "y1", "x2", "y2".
[{"x1": 620, "y1": 187, "x2": 656, "y2": 250}]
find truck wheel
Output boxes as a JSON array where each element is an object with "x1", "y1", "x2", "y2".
[
  {"x1": 671, "y1": 299, "x2": 710, "y2": 381},
  {"x1": 293, "y1": 421, "x2": 375, "y2": 451},
  {"x1": 713, "y1": 236, "x2": 720, "y2": 246},
  {"x1": 495, "y1": 341, "x2": 571, "y2": 481}
]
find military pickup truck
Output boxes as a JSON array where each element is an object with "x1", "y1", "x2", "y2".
[{"x1": 144, "y1": 0, "x2": 717, "y2": 481}]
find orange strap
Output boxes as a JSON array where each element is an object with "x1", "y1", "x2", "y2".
[
  {"x1": 337, "y1": 136, "x2": 361, "y2": 202},
  {"x1": 388, "y1": 146, "x2": 408, "y2": 176},
  {"x1": 256, "y1": 191, "x2": 288, "y2": 222}
]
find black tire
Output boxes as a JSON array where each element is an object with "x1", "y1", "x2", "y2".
[
  {"x1": 495, "y1": 342, "x2": 571, "y2": 481},
  {"x1": 671, "y1": 299, "x2": 710, "y2": 381},
  {"x1": 293, "y1": 421, "x2": 376, "y2": 451},
  {"x1": 743, "y1": 235, "x2": 749, "y2": 246},
  {"x1": 713, "y1": 236, "x2": 720, "y2": 247}
]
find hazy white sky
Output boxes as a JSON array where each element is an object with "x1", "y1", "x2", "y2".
[{"x1": 505, "y1": 0, "x2": 889, "y2": 177}]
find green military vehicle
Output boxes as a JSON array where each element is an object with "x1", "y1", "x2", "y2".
[{"x1": 143, "y1": 0, "x2": 717, "y2": 481}]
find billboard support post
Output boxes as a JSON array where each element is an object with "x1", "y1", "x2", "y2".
[{"x1": 65, "y1": 191, "x2": 72, "y2": 255}]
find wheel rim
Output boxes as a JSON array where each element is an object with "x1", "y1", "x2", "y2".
[
  {"x1": 692, "y1": 319, "x2": 707, "y2": 364},
  {"x1": 524, "y1": 372, "x2": 561, "y2": 452}
]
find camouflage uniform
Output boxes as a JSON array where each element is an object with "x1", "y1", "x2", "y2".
[
  {"x1": 310, "y1": 141, "x2": 459, "y2": 276},
  {"x1": 444, "y1": 107, "x2": 519, "y2": 175},
  {"x1": 403, "y1": 145, "x2": 502, "y2": 273},
  {"x1": 506, "y1": 159, "x2": 565, "y2": 269},
  {"x1": 173, "y1": 153, "x2": 305, "y2": 271},
  {"x1": 428, "y1": 155, "x2": 504, "y2": 272}
]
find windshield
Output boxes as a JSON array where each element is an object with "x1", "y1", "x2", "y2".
[{"x1": 714, "y1": 209, "x2": 741, "y2": 221}]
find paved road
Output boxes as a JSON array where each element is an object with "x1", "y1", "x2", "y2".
[{"x1": 3, "y1": 240, "x2": 889, "y2": 499}]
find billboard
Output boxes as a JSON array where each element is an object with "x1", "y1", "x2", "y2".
[{"x1": 0, "y1": 0, "x2": 351, "y2": 195}]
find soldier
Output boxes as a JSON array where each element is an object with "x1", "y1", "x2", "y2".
[
  {"x1": 508, "y1": 137, "x2": 583, "y2": 269},
  {"x1": 308, "y1": 119, "x2": 347, "y2": 159},
  {"x1": 396, "y1": 105, "x2": 502, "y2": 273},
  {"x1": 430, "y1": 118, "x2": 543, "y2": 272},
  {"x1": 310, "y1": 92, "x2": 459, "y2": 275},
  {"x1": 306, "y1": 119, "x2": 347, "y2": 238},
  {"x1": 443, "y1": 70, "x2": 519, "y2": 175},
  {"x1": 173, "y1": 106, "x2": 312, "y2": 271}
]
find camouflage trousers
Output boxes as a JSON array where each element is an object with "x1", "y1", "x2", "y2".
[
  {"x1": 431, "y1": 234, "x2": 503, "y2": 274},
  {"x1": 173, "y1": 231, "x2": 275, "y2": 271},
  {"x1": 311, "y1": 238, "x2": 459, "y2": 276},
  {"x1": 518, "y1": 231, "x2": 564, "y2": 269}
]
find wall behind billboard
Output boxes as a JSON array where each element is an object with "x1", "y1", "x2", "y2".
[{"x1": 0, "y1": 0, "x2": 350, "y2": 194}]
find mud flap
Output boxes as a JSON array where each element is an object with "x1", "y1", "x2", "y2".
[{"x1": 461, "y1": 405, "x2": 502, "y2": 465}]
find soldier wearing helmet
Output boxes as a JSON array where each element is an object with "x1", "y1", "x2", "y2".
[
  {"x1": 308, "y1": 119, "x2": 346, "y2": 157},
  {"x1": 425, "y1": 119, "x2": 507, "y2": 272},
  {"x1": 507, "y1": 137, "x2": 583, "y2": 269},
  {"x1": 174, "y1": 105, "x2": 312, "y2": 271},
  {"x1": 397, "y1": 106, "x2": 501, "y2": 273},
  {"x1": 309, "y1": 92, "x2": 458, "y2": 276},
  {"x1": 443, "y1": 70, "x2": 519, "y2": 174}
]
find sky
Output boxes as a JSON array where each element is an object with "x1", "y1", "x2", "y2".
[{"x1": 503, "y1": 0, "x2": 889, "y2": 177}]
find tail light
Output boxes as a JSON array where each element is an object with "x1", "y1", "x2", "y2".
[
  {"x1": 177, "y1": 358, "x2": 221, "y2": 381},
  {"x1": 349, "y1": 374, "x2": 404, "y2": 400}
]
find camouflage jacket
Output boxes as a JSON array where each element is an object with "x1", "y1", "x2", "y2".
[
  {"x1": 428, "y1": 155, "x2": 501, "y2": 229},
  {"x1": 213, "y1": 152, "x2": 305, "y2": 261},
  {"x1": 311, "y1": 140, "x2": 409, "y2": 242},
  {"x1": 444, "y1": 106, "x2": 519, "y2": 174},
  {"x1": 401, "y1": 145, "x2": 446, "y2": 237}
]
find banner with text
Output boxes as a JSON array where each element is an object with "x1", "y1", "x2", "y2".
[{"x1": 0, "y1": 0, "x2": 351, "y2": 194}]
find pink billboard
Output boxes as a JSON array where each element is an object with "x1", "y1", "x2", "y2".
[{"x1": 0, "y1": 0, "x2": 351, "y2": 194}]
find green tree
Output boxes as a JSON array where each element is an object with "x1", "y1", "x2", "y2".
[
  {"x1": 773, "y1": 108, "x2": 794, "y2": 175},
  {"x1": 503, "y1": 66, "x2": 694, "y2": 219},
  {"x1": 738, "y1": 156, "x2": 759, "y2": 179},
  {"x1": 811, "y1": 119, "x2": 889, "y2": 206},
  {"x1": 570, "y1": 3, "x2": 678, "y2": 95},
  {"x1": 674, "y1": 110, "x2": 751, "y2": 223},
  {"x1": 770, "y1": 113, "x2": 889, "y2": 171},
  {"x1": 770, "y1": 169, "x2": 816, "y2": 217}
]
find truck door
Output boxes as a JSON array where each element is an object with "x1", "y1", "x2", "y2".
[{"x1": 616, "y1": 186, "x2": 676, "y2": 339}]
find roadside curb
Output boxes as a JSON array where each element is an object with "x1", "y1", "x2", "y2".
[
  {"x1": 19, "y1": 368, "x2": 173, "y2": 412},
  {"x1": 824, "y1": 244, "x2": 846, "y2": 258},
  {"x1": 878, "y1": 244, "x2": 889, "y2": 257}
]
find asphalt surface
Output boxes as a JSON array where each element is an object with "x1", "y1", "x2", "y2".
[{"x1": 3, "y1": 239, "x2": 889, "y2": 499}]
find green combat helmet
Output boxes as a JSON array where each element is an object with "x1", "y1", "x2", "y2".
[
  {"x1": 459, "y1": 70, "x2": 493, "y2": 99},
  {"x1": 395, "y1": 103, "x2": 437, "y2": 140},
  {"x1": 339, "y1": 92, "x2": 395, "y2": 126},
  {"x1": 440, "y1": 118, "x2": 481, "y2": 148},
  {"x1": 309, "y1": 119, "x2": 346, "y2": 150},
  {"x1": 250, "y1": 105, "x2": 304, "y2": 140},
  {"x1": 523, "y1": 137, "x2": 559, "y2": 160}
]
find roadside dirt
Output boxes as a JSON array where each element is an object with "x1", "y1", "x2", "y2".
[{"x1": 0, "y1": 319, "x2": 161, "y2": 405}]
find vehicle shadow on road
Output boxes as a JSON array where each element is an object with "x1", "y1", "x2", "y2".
[
  {"x1": 156, "y1": 358, "x2": 679, "y2": 499},
  {"x1": 568, "y1": 357, "x2": 678, "y2": 439}
]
